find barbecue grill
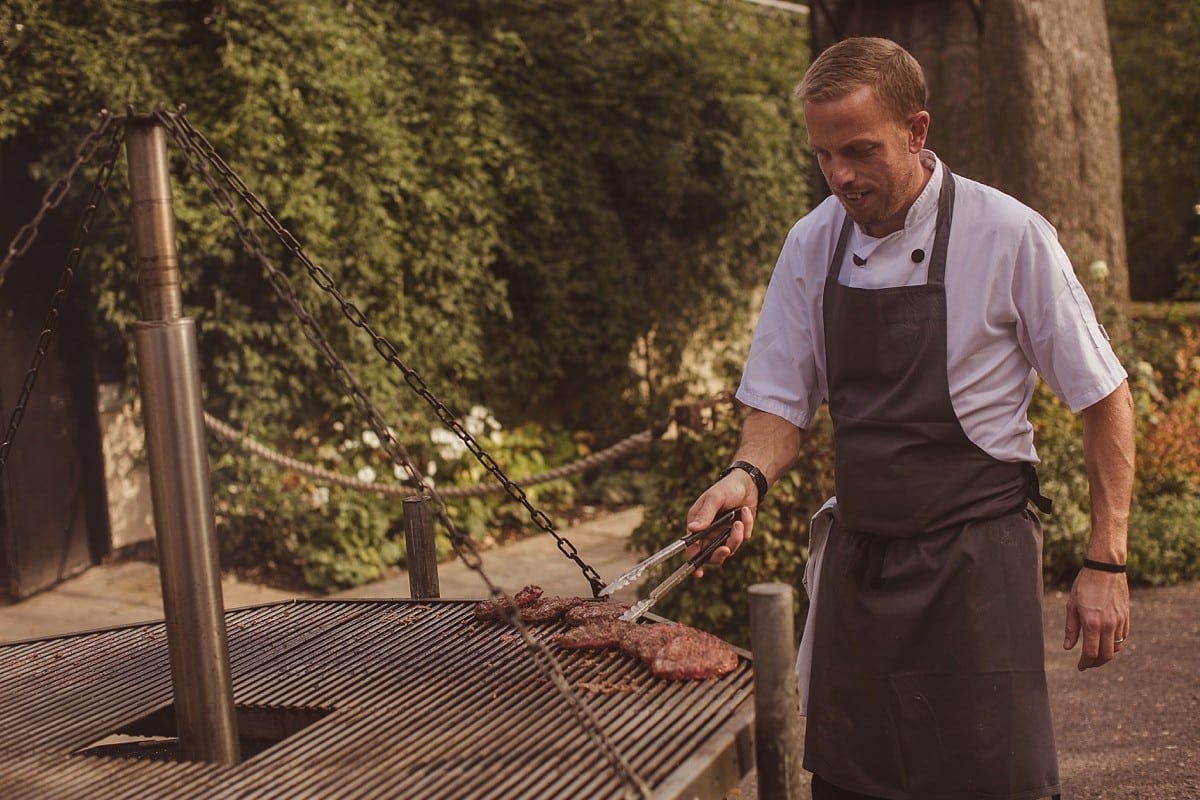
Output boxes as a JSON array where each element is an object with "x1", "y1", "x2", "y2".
[{"x1": 0, "y1": 599, "x2": 754, "y2": 798}]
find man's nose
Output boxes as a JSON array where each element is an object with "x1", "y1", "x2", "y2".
[{"x1": 824, "y1": 157, "x2": 854, "y2": 189}]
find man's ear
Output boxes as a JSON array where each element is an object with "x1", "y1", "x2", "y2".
[{"x1": 908, "y1": 110, "x2": 931, "y2": 153}]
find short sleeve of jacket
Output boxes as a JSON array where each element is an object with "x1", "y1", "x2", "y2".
[
  {"x1": 736, "y1": 217, "x2": 829, "y2": 429},
  {"x1": 1013, "y1": 213, "x2": 1127, "y2": 412}
]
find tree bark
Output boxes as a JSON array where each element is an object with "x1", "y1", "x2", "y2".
[{"x1": 809, "y1": 0, "x2": 1129, "y2": 310}]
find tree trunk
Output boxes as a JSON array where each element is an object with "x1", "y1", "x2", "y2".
[{"x1": 809, "y1": 0, "x2": 1129, "y2": 312}]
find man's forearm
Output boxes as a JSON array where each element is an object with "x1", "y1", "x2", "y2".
[
  {"x1": 734, "y1": 409, "x2": 803, "y2": 487},
  {"x1": 1080, "y1": 381, "x2": 1135, "y2": 563}
]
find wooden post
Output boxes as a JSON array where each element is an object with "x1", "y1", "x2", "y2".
[
  {"x1": 403, "y1": 496, "x2": 440, "y2": 599},
  {"x1": 749, "y1": 582, "x2": 803, "y2": 799}
]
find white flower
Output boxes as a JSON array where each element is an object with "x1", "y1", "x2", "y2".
[
  {"x1": 1088, "y1": 260, "x2": 1110, "y2": 282},
  {"x1": 1134, "y1": 360, "x2": 1155, "y2": 379},
  {"x1": 430, "y1": 427, "x2": 467, "y2": 460},
  {"x1": 466, "y1": 404, "x2": 501, "y2": 436},
  {"x1": 341, "y1": 438, "x2": 357, "y2": 452},
  {"x1": 309, "y1": 486, "x2": 330, "y2": 509},
  {"x1": 394, "y1": 464, "x2": 407, "y2": 480},
  {"x1": 361, "y1": 430, "x2": 381, "y2": 449},
  {"x1": 426, "y1": 460, "x2": 437, "y2": 477},
  {"x1": 356, "y1": 466, "x2": 377, "y2": 483},
  {"x1": 332, "y1": 421, "x2": 345, "y2": 432}
]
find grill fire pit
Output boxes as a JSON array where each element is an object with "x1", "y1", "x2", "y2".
[{"x1": 0, "y1": 599, "x2": 754, "y2": 798}]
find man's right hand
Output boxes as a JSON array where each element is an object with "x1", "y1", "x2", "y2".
[{"x1": 684, "y1": 477, "x2": 757, "y2": 575}]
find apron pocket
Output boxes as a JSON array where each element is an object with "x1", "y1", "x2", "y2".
[{"x1": 889, "y1": 670, "x2": 1058, "y2": 799}]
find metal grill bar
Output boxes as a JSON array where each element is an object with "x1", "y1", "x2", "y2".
[{"x1": 1, "y1": 600, "x2": 753, "y2": 799}]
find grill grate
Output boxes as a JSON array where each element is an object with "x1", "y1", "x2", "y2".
[{"x1": 0, "y1": 599, "x2": 753, "y2": 799}]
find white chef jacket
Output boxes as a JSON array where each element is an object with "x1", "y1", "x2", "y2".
[{"x1": 736, "y1": 151, "x2": 1128, "y2": 464}]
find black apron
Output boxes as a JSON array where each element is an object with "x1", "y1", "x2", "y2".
[{"x1": 803, "y1": 169, "x2": 1061, "y2": 800}]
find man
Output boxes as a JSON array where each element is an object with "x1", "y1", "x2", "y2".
[{"x1": 687, "y1": 37, "x2": 1133, "y2": 800}]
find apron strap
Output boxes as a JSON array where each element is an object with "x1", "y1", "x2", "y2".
[
  {"x1": 927, "y1": 168, "x2": 956, "y2": 287},
  {"x1": 1025, "y1": 464, "x2": 1054, "y2": 514}
]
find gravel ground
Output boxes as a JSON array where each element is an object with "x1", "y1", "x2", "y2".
[
  {"x1": 737, "y1": 581, "x2": 1200, "y2": 799},
  {"x1": 1048, "y1": 581, "x2": 1200, "y2": 799}
]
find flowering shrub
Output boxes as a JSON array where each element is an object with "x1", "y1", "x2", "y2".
[{"x1": 1136, "y1": 328, "x2": 1200, "y2": 496}]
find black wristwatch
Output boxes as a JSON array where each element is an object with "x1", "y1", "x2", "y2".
[{"x1": 719, "y1": 460, "x2": 768, "y2": 504}]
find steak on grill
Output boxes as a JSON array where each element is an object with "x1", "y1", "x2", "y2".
[
  {"x1": 617, "y1": 623, "x2": 683, "y2": 661},
  {"x1": 472, "y1": 584, "x2": 545, "y2": 621},
  {"x1": 648, "y1": 627, "x2": 739, "y2": 680},
  {"x1": 555, "y1": 619, "x2": 632, "y2": 649},
  {"x1": 564, "y1": 601, "x2": 631, "y2": 626},
  {"x1": 519, "y1": 595, "x2": 586, "y2": 622},
  {"x1": 474, "y1": 585, "x2": 740, "y2": 680},
  {"x1": 561, "y1": 619, "x2": 738, "y2": 680}
]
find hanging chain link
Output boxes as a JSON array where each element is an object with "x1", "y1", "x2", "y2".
[
  {"x1": 154, "y1": 107, "x2": 648, "y2": 798},
  {"x1": 0, "y1": 111, "x2": 120, "y2": 292},
  {"x1": 154, "y1": 106, "x2": 608, "y2": 597},
  {"x1": 0, "y1": 114, "x2": 125, "y2": 481}
]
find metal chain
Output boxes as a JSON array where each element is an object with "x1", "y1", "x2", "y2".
[
  {"x1": 204, "y1": 409, "x2": 656, "y2": 499},
  {"x1": 0, "y1": 116, "x2": 125, "y2": 480},
  {"x1": 153, "y1": 110, "x2": 460, "y2": 544},
  {"x1": 155, "y1": 107, "x2": 649, "y2": 798},
  {"x1": 0, "y1": 111, "x2": 119, "y2": 292},
  {"x1": 156, "y1": 107, "x2": 609, "y2": 598}
]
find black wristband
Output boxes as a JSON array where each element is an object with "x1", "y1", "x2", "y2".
[
  {"x1": 1082, "y1": 558, "x2": 1127, "y2": 574},
  {"x1": 720, "y1": 461, "x2": 768, "y2": 504}
]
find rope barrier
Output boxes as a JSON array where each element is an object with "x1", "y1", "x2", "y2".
[{"x1": 203, "y1": 411, "x2": 657, "y2": 499}]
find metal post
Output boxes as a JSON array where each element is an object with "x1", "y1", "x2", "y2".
[
  {"x1": 403, "y1": 496, "x2": 440, "y2": 599},
  {"x1": 125, "y1": 116, "x2": 240, "y2": 764},
  {"x1": 749, "y1": 582, "x2": 804, "y2": 799}
]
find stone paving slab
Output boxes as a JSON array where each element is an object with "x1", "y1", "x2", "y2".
[{"x1": 0, "y1": 507, "x2": 647, "y2": 643}]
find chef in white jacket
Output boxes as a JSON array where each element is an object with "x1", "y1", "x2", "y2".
[{"x1": 686, "y1": 37, "x2": 1133, "y2": 800}]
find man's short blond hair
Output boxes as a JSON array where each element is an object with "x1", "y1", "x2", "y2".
[{"x1": 795, "y1": 37, "x2": 928, "y2": 125}]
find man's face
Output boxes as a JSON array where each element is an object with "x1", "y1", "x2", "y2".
[{"x1": 804, "y1": 85, "x2": 930, "y2": 237}]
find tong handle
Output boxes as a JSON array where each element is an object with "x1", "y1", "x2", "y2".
[
  {"x1": 681, "y1": 506, "x2": 741, "y2": 546},
  {"x1": 683, "y1": 507, "x2": 742, "y2": 565}
]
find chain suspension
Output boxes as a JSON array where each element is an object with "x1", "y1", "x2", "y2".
[
  {"x1": 153, "y1": 106, "x2": 648, "y2": 797},
  {"x1": 0, "y1": 111, "x2": 119, "y2": 292},
  {"x1": 0, "y1": 114, "x2": 125, "y2": 480},
  {"x1": 154, "y1": 106, "x2": 609, "y2": 597}
]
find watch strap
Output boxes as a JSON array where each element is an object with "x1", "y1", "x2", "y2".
[{"x1": 720, "y1": 460, "x2": 768, "y2": 504}]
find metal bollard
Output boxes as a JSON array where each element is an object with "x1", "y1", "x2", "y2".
[
  {"x1": 403, "y1": 496, "x2": 440, "y2": 599},
  {"x1": 749, "y1": 582, "x2": 804, "y2": 799}
]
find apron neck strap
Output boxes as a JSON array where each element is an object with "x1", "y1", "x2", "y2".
[{"x1": 928, "y1": 166, "x2": 956, "y2": 287}]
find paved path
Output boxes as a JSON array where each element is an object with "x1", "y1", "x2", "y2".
[{"x1": 2, "y1": 506, "x2": 1197, "y2": 798}]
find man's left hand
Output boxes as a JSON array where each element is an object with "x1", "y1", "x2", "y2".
[{"x1": 1063, "y1": 568, "x2": 1131, "y2": 670}]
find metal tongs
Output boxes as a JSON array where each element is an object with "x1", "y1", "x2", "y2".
[{"x1": 599, "y1": 507, "x2": 743, "y2": 622}]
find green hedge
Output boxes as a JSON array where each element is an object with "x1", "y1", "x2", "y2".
[{"x1": 2, "y1": 0, "x2": 808, "y2": 587}]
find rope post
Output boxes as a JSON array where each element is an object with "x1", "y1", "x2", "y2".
[
  {"x1": 749, "y1": 582, "x2": 803, "y2": 799},
  {"x1": 403, "y1": 496, "x2": 440, "y2": 599},
  {"x1": 125, "y1": 115, "x2": 240, "y2": 765}
]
